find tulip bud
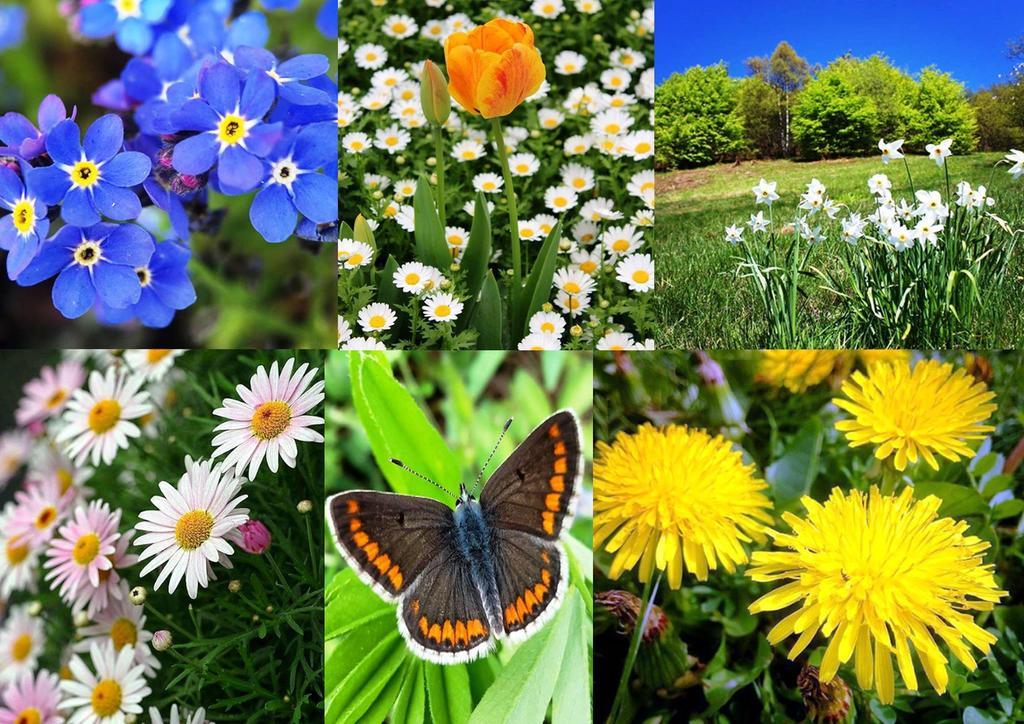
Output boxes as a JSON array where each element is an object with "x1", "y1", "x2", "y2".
[
  {"x1": 239, "y1": 520, "x2": 272, "y2": 554},
  {"x1": 129, "y1": 586, "x2": 147, "y2": 605},
  {"x1": 420, "y1": 60, "x2": 451, "y2": 126},
  {"x1": 152, "y1": 630, "x2": 172, "y2": 651}
]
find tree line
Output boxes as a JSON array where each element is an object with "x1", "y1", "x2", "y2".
[{"x1": 655, "y1": 41, "x2": 1024, "y2": 170}]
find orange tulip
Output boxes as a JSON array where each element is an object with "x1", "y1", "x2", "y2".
[{"x1": 443, "y1": 18, "x2": 546, "y2": 119}]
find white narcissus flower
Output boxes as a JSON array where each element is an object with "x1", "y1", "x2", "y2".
[
  {"x1": 747, "y1": 211, "x2": 769, "y2": 233},
  {"x1": 751, "y1": 178, "x2": 779, "y2": 205},
  {"x1": 724, "y1": 224, "x2": 744, "y2": 244},
  {"x1": 878, "y1": 138, "x2": 904, "y2": 164},
  {"x1": 925, "y1": 138, "x2": 953, "y2": 166},
  {"x1": 56, "y1": 369, "x2": 151, "y2": 467},
  {"x1": 1006, "y1": 149, "x2": 1024, "y2": 179}
]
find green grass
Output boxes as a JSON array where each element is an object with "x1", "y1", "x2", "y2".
[{"x1": 654, "y1": 153, "x2": 1024, "y2": 347}]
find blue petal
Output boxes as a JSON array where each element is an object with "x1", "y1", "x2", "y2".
[
  {"x1": 102, "y1": 151, "x2": 152, "y2": 187},
  {"x1": 172, "y1": 133, "x2": 218, "y2": 175},
  {"x1": 240, "y1": 71, "x2": 276, "y2": 121},
  {"x1": 61, "y1": 187, "x2": 100, "y2": 227},
  {"x1": 200, "y1": 63, "x2": 240, "y2": 115},
  {"x1": 52, "y1": 265, "x2": 96, "y2": 318},
  {"x1": 122, "y1": 58, "x2": 161, "y2": 102},
  {"x1": 6, "y1": 226, "x2": 41, "y2": 280},
  {"x1": 45, "y1": 119, "x2": 83, "y2": 166},
  {"x1": 115, "y1": 17, "x2": 154, "y2": 56},
  {"x1": 293, "y1": 122, "x2": 336, "y2": 170},
  {"x1": 0, "y1": 112, "x2": 36, "y2": 147},
  {"x1": 171, "y1": 99, "x2": 219, "y2": 132},
  {"x1": 279, "y1": 82, "x2": 332, "y2": 106},
  {"x1": 93, "y1": 261, "x2": 141, "y2": 308},
  {"x1": 0, "y1": 216, "x2": 15, "y2": 252},
  {"x1": 278, "y1": 54, "x2": 329, "y2": 80},
  {"x1": 79, "y1": 3, "x2": 117, "y2": 39},
  {"x1": 293, "y1": 173, "x2": 337, "y2": 224},
  {"x1": 152, "y1": 32, "x2": 190, "y2": 80},
  {"x1": 37, "y1": 94, "x2": 67, "y2": 131},
  {"x1": 234, "y1": 46, "x2": 274, "y2": 72},
  {"x1": 84, "y1": 114, "x2": 124, "y2": 163},
  {"x1": 217, "y1": 145, "x2": 264, "y2": 193},
  {"x1": 225, "y1": 11, "x2": 268, "y2": 50},
  {"x1": 245, "y1": 121, "x2": 283, "y2": 157},
  {"x1": 0, "y1": 165, "x2": 23, "y2": 203},
  {"x1": 92, "y1": 182, "x2": 142, "y2": 221},
  {"x1": 250, "y1": 183, "x2": 296, "y2": 242},
  {"x1": 26, "y1": 165, "x2": 70, "y2": 204},
  {"x1": 134, "y1": 287, "x2": 176, "y2": 327},
  {"x1": 316, "y1": 0, "x2": 337, "y2": 37},
  {"x1": 151, "y1": 267, "x2": 196, "y2": 310},
  {"x1": 141, "y1": 0, "x2": 172, "y2": 22},
  {"x1": 16, "y1": 238, "x2": 70, "y2": 286},
  {"x1": 104, "y1": 223, "x2": 155, "y2": 266}
]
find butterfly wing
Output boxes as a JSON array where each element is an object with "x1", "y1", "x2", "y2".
[
  {"x1": 479, "y1": 409, "x2": 583, "y2": 540},
  {"x1": 491, "y1": 528, "x2": 569, "y2": 641},
  {"x1": 327, "y1": 490, "x2": 453, "y2": 601}
]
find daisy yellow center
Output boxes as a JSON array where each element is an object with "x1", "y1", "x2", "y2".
[
  {"x1": 73, "y1": 240, "x2": 102, "y2": 268},
  {"x1": 6, "y1": 539, "x2": 29, "y2": 564},
  {"x1": 434, "y1": 304, "x2": 451, "y2": 317},
  {"x1": 392, "y1": 22, "x2": 407, "y2": 33},
  {"x1": 109, "y1": 617, "x2": 138, "y2": 649},
  {"x1": 605, "y1": 123, "x2": 621, "y2": 134},
  {"x1": 632, "y1": 270, "x2": 650, "y2": 283},
  {"x1": 12, "y1": 200, "x2": 34, "y2": 234},
  {"x1": 174, "y1": 510, "x2": 214, "y2": 550},
  {"x1": 612, "y1": 239, "x2": 629, "y2": 252},
  {"x1": 564, "y1": 282, "x2": 581, "y2": 294},
  {"x1": 541, "y1": 322, "x2": 555, "y2": 333},
  {"x1": 91, "y1": 679, "x2": 122, "y2": 717},
  {"x1": 147, "y1": 349, "x2": 172, "y2": 363},
  {"x1": 404, "y1": 273, "x2": 420, "y2": 285},
  {"x1": 482, "y1": 182, "x2": 495, "y2": 190},
  {"x1": 57, "y1": 468, "x2": 74, "y2": 494},
  {"x1": 35, "y1": 506, "x2": 56, "y2": 530},
  {"x1": 572, "y1": 179, "x2": 585, "y2": 188},
  {"x1": 217, "y1": 114, "x2": 247, "y2": 145},
  {"x1": 88, "y1": 399, "x2": 122, "y2": 433},
  {"x1": 516, "y1": 164, "x2": 529, "y2": 173},
  {"x1": 446, "y1": 235, "x2": 464, "y2": 246},
  {"x1": 252, "y1": 400, "x2": 292, "y2": 440},
  {"x1": 72, "y1": 532, "x2": 101, "y2": 565},
  {"x1": 635, "y1": 142, "x2": 652, "y2": 153},
  {"x1": 369, "y1": 315, "x2": 386, "y2": 329},
  {"x1": 348, "y1": 253, "x2": 364, "y2": 265},
  {"x1": 11, "y1": 633, "x2": 32, "y2": 662},
  {"x1": 581, "y1": 261, "x2": 597, "y2": 273},
  {"x1": 70, "y1": 160, "x2": 100, "y2": 189},
  {"x1": 14, "y1": 707, "x2": 41, "y2": 724},
  {"x1": 47, "y1": 388, "x2": 68, "y2": 408}
]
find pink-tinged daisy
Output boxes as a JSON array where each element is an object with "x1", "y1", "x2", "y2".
[
  {"x1": 76, "y1": 590, "x2": 160, "y2": 677},
  {"x1": 0, "y1": 506, "x2": 40, "y2": 598},
  {"x1": 211, "y1": 358, "x2": 325, "y2": 480},
  {"x1": 56, "y1": 368, "x2": 151, "y2": 466},
  {"x1": 6, "y1": 478, "x2": 72, "y2": 548},
  {"x1": 0, "y1": 669, "x2": 63, "y2": 724},
  {"x1": 59, "y1": 641, "x2": 152, "y2": 724},
  {"x1": 149, "y1": 705, "x2": 208, "y2": 724},
  {"x1": 134, "y1": 457, "x2": 249, "y2": 599},
  {"x1": 15, "y1": 360, "x2": 87, "y2": 426},
  {"x1": 0, "y1": 430, "x2": 33, "y2": 489},
  {"x1": 28, "y1": 443, "x2": 94, "y2": 503},
  {"x1": 0, "y1": 606, "x2": 43, "y2": 684},
  {"x1": 122, "y1": 349, "x2": 185, "y2": 382},
  {"x1": 68, "y1": 531, "x2": 138, "y2": 617},
  {"x1": 44, "y1": 500, "x2": 121, "y2": 605}
]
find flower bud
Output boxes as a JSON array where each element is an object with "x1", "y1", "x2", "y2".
[
  {"x1": 27, "y1": 601, "x2": 42, "y2": 616},
  {"x1": 569, "y1": 325, "x2": 583, "y2": 337},
  {"x1": 228, "y1": 579, "x2": 242, "y2": 593},
  {"x1": 239, "y1": 520, "x2": 272, "y2": 554},
  {"x1": 129, "y1": 586, "x2": 147, "y2": 605},
  {"x1": 798, "y1": 664, "x2": 851, "y2": 724},
  {"x1": 420, "y1": 60, "x2": 451, "y2": 126},
  {"x1": 74, "y1": 610, "x2": 90, "y2": 627},
  {"x1": 152, "y1": 630, "x2": 172, "y2": 652},
  {"x1": 296, "y1": 500, "x2": 313, "y2": 514}
]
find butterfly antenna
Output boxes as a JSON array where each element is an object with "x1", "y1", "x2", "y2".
[
  {"x1": 388, "y1": 458, "x2": 455, "y2": 500},
  {"x1": 471, "y1": 418, "x2": 513, "y2": 496}
]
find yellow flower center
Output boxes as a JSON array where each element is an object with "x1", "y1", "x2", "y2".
[
  {"x1": 47, "y1": 388, "x2": 68, "y2": 409},
  {"x1": 115, "y1": 0, "x2": 140, "y2": 16},
  {"x1": 435, "y1": 304, "x2": 451, "y2": 317},
  {"x1": 541, "y1": 322, "x2": 555, "y2": 333},
  {"x1": 147, "y1": 349, "x2": 172, "y2": 363},
  {"x1": 11, "y1": 633, "x2": 32, "y2": 662},
  {"x1": 446, "y1": 235, "x2": 464, "y2": 246},
  {"x1": 88, "y1": 399, "x2": 121, "y2": 433},
  {"x1": 404, "y1": 273, "x2": 420, "y2": 285},
  {"x1": 572, "y1": 179, "x2": 585, "y2": 189},
  {"x1": 73, "y1": 240, "x2": 102, "y2": 267},
  {"x1": 14, "y1": 707, "x2": 41, "y2": 724},
  {"x1": 612, "y1": 240, "x2": 629, "y2": 252},
  {"x1": 174, "y1": 510, "x2": 214, "y2": 550},
  {"x1": 252, "y1": 400, "x2": 291, "y2": 439},
  {"x1": 217, "y1": 114, "x2": 247, "y2": 145},
  {"x1": 564, "y1": 282, "x2": 581, "y2": 294},
  {"x1": 635, "y1": 142, "x2": 652, "y2": 154},
  {"x1": 605, "y1": 124, "x2": 621, "y2": 134},
  {"x1": 6, "y1": 539, "x2": 29, "y2": 564},
  {"x1": 35, "y1": 506, "x2": 56, "y2": 530},
  {"x1": 12, "y1": 200, "x2": 34, "y2": 234},
  {"x1": 632, "y1": 270, "x2": 650, "y2": 284},
  {"x1": 91, "y1": 679, "x2": 122, "y2": 717},
  {"x1": 515, "y1": 164, "x2": 529, "y2": 173},
  {"x1": 72, "y1": 533, "x2": 101, "y2": 565},
  {"x1": 109, "y1": 617, "x2": 138, "y2": 649},
  {"x1": 347, "y1": 253, "x2": 364, "y2": 265},
  {"x1": 461, "y1": 151, "x2": 474, "y2": 159},
  {"x1": 70, "y1": 160, "x2": 100, "y2": 189},
  {"x1": 392, "y1": 21, "x2": 407, "y2": 33},
  {"x1": 482, "y1": 182, "x2": 495, "y2": 190},
  {"x1": 57, "y1": 468, "x2": 74, "y2": 494},
  {"x1": 581, "y1": 261, "x2": 597, "y2": 274},
  {"x1": 369, "y1": 315, "x2": 386, "y2": 329},
  {"x1": 566, "y1": 297, "x2": 581, "y2": 310}
]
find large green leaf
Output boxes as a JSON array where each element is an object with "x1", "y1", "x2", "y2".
[
  {"x1": 325, "y1": 569, "x2": 390, "y2": 641},
  {"x1": 349, "y1": 353, "x2": 461, "y2": 500},
  {"x1": 552, "y1": 593, "x2": 592, "y2": 724},
  {"x1": 912, "y1": 482, "x2": 989, "y2": 518},
  {"x1": 426, "y1": 662, "x2": 473, "y2": 724},
  {"x1": 325, "y1": 627, "x2": 404, "y2": 723},
  {"x1": 764, "y1": 417, "x2": 823, "y2": 508},
  {"x1": 414, "y1": 175, "x2": 453, "y2": 270},
  {"x1": 473, "y1": 271, "x2": 504, "y2": 350},
  {"x1": 513, "y1": 220, "x2": 562, "y2": 338},
  {"x1": 377, "y1": 254, "x2": 403, "y2": 308},
  {"x1": 462, "y1": 192, "x2": 493, "y2": 298},
  {"x1": 391, "y1": 660, "x2": 425, "y2": 724}
]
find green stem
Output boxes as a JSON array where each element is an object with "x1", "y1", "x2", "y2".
[
  {"x1": 902, "y1": 155, "x2": 916, "y2": 197},
  {"x1": 608, "y1": 573, "x2": 661, "y2": 724},
  {"x1": 880, "y1": 463, "x2": 902, "y2": 495},
  {"x1": 490, "y1": 117, "x2": 522, "y2": 290},
  {"x1": 433, "y1": 125, "x2": 447, "y2": 229}
]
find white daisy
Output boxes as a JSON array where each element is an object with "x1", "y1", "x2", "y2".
[
  {"x1": 149, "y1": 705, "x2": 209, "y2": 724},
  {"x1": 597, "y1": 331, "x2": 640, "y2": 350},
  {"x1": 357, "y1": 303, "x2": 397, "y2": 334},
  {"x1": 393, "y1": 262, "x2": 433, "y2": 294},
  {"x1": 342, "y1": 337, "x2": 387, "y2": 350},
  {"x1": 337, "y1": 239, "x2": 374, "y2": 269},
  {"x1": 616, "y1": 253, "x2": 655, "y2": 292},
  {"x1": 529, "y1": 311, "x2": 566, "y2": 338},
  {"x1": 134, "y1": 457, "x2": 249, "y2": 598},
  {"x1": 518, "y1": 332, "x2": 561, "y2": 350},
  {"x1": 0, "y1": 605, "x2": 43, "y2": 683},
  {"x1": 59, "y1": 641, "x2": 152, "y2": 724},
  {"x1": 422, "y1": 293, "x2": 464, "y2": 323},
  {"x1": 211, "y1": 359, "x2": 325, "y2": 480},
  {"x1": 122, "y1": 350, "x2": 185, "y2": 382},
  {"x1": 0, "y1": 429, "x2": 32, "y2": 489},
  {"x1": 56, "y1": 369, "x2": 151, "y2": 467},
  {"x1": 0, "y1": 507, "x2": 39, "y2": 597},
  {"x1": 75, "y1": 590, "x2": 161, "y2": 677},
  {"x1": 337, "y1": 316, "x2": 352, "y2": 347}
]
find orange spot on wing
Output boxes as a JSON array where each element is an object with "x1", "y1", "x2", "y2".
[
  {"x1": 411, "y1": 599, "x2": 420, "y2": 615},
  {"x1": 419, "y1": 616, "x2": 429, "y2": 636},
  {"x1": 524, "y1": 589, "x2": 538, "y2": 611},
  {"x1": 347, "y1": 499, "x2": 359, "y2": 514},
  {"x1": 549, "y1": 475, "x2": 564, "y2": 492},
  {"x1": 548, "y1": 424, "x2": 560, "y2": 439},
  {"x1": 541, "y1": 551, "x2": 550, "y2": 564},
  {"x1": 389, "y1": 566, "x2": 403, "y2": 590},
  {"x1": 363, "y1": 542, "x2": 379, "y2": 560},
  {"x1": 504, "y1": 604, "x2": 518, "y2": 626},
  {"x1": 545, "y1": 493, "x2": 561, "y2": 511},
  {"x1": 429, "y1": 624, "x2": 442, "y2": 643},
  {"x1": 534, "y1": 583, "x2": 548, "y2": 601},
  {"x1": 541, "y1": 568, "x2": 551, "y2": 586},
  {"x1": 515, "y1": 596, "x2": 529, "y2": 620},
  {"x1": 349, "y1": 519, "x2": 362, "y2": 532},
  {"x1": 455, "y1": 620, "x2": 468, "y2": 646},
  {"x1": 554, "y1": 441, "x2": 566, "y2": 456},
  {"x1": 442, "y1": 620, "x2": 455, "y2": 645},
  {"x1": 468, "y1": 619, "x2": 485, "y2": 639},
  {"x1": 541, "y1": 511, "x2": 555, "y2": 535},
  {"x1": 374, "y1": 554, "x2": 391, "y2": 573},
  {"x1": 553, "y1": 457, "x2": 567, "y2": 474},
  {"x1": 352, "y1": 531, "x2": 369, "y2": 548}
]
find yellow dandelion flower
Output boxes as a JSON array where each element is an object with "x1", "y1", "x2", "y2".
[
  {"x1": 857, "y1": 349, "x2": 912, "y2": 368},
  {"x1": 755, "y1": 350, "x2": 847, "y2": 393},
  {"x1": 835, "y1": 360, "x2": 996, "y2": 471},
  {"x1": 594, "y1": 424, "x2": 774, "y2": 588},
  {"x1": 748, "y1": 486, "x2": 1006, "y2": 704}
]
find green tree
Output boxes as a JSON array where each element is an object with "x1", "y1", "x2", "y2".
[
  {"x1": 654, "y1": 64, "x2": 744, "y2": 169},
  {"x1": 971, "y1": 82, "x2": 1024, "y2": 150},
  {"x1": 904, "y1": 68, "x2": 978, "y2": 152},
  {"x1": 791, "y1": 68, "x2": 879, "y2": 157},
  {"x1": 831, "y1": 55, "x2": 916, "y2": 141},
  {"x1": 748, "y1": 42, "x2": 811, "y2": 155},
  {"x1": 735, "y1": 75, "x2": 783, "y2": 157}
]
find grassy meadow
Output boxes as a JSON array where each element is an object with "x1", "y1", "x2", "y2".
[{"x1": 654, "y1": 152, "x2": 1024, "y2": 348}]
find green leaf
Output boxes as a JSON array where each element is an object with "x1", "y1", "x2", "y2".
[
  {"x1": 325, "y1": 629, "x2": 404, "y2": 723},
  {"x1": 360, "y1": 655, "x2": 410, "y2": 724},
  {"x1": 467, "y1": 588, "x2": 575, "y2": 724},
  {"x1": 377, "y1": 254, "x2": 403, "y2": 308},
  {"x1": 325, "y1": 569, "x2": 391, "y2": 640},
  {"x1": 912, "y1": 482, "x2": 989, "y2": 518},
  {"x1": 414, "y1": 175, "x2": 452, "y2": 271},
  {"x1": 353, "y1": 214, "x2": 377, "y2": 250},
  {"x1": 349, "y1": 352, "x2": 461, "y2": 500},
  {"x1": 701, "y1": 636, "x2": 772, "y2": 715},
  {"x1": 991, "y1": 499, "x2": 1024, "y2": 519},
  {"x1": 473, "y1": 271, "x2": 504, "y2": 350},
  {"x1": 552, "y1": 593, "x2": 592, "y2": 724},
  {"x1": 764, "y1": 418, "x2": 823, "y2": 508},
  {"x1": 425, "y1": 663, "x2": 472, "y2": 724},
  {"x1": 462, "y1": 192, "x2": 492, "y2": 298},
  {"x1": 980, "y1": 473, "x2": 1014, "y2": 500},
  {"x1": 391, "y1": 660, "x2": 425, "y2": 724},
  {"x1": 963, "y1": 706, "x2": 1002, "y2": 724},
  {"x1": 514, "y1": 220, "x2": 562, "y2": 338}
]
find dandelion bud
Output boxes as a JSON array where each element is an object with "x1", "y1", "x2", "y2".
[
  {"x1": 798, "y1": 664, "x2": 851, "y2": 724},
  {"x1": 695, "y1": 351, "x2": 749, "y2": 436},
  {"x1": 964, "y1": 353, "x2": 994, "y2": 384},
  {"x1": 129, "y1": 586, "x2": 147, "y2": 605},
  {"x1": 296, "y1": 500, "x2": 313, "y2": 514},
  {"x1": 152, "y1": 630, "x2": 172, "y2": 652},
  {"x1": 74, "y1": 610, "x2": 90, "y2": 627},
  {"x1": 569, "y1": 325, "x2": 583, "y2": 337},
  {"x1": 420, "y1": 59, "x2": 451, "y2": 126},
  {"x1": 228, "y1": 579, "x2": 242, "y2": 593},
  {"x1": 239, "y1": 520, "x2": 272, "y2": 554}
]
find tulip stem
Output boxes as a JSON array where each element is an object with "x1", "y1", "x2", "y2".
[
  {"x1": 491, "y1": 117, "x2": 523, "y2": 290},
  {"x1": 433, "y1": 125, "x2": 447, "y2": 229}
]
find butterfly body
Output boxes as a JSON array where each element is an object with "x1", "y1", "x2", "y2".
[{"x1": 328, "y1": 409, "x2": 583, "y2": 664}]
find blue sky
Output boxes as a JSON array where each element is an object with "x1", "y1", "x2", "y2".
[{"x1": 657, "y1": 0, "x2": 1024, "y2": 90}]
